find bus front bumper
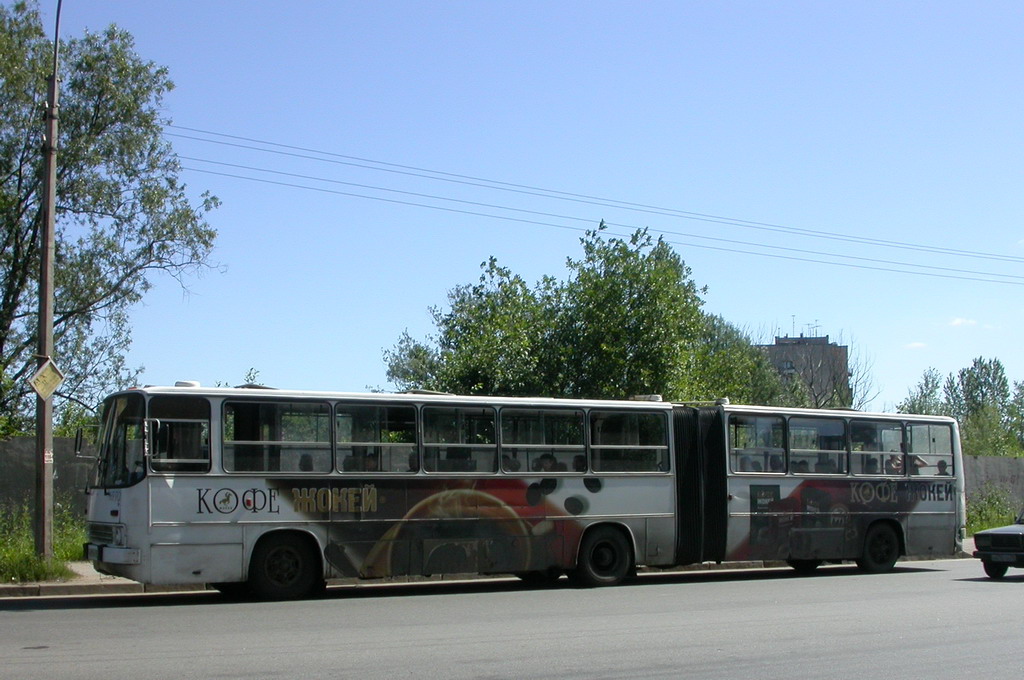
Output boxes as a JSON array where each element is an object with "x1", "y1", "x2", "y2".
[{"x1": 85, "y1": 543, "x2": 141, "y2": 565}]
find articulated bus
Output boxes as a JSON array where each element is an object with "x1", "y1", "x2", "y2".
[{"x1": 83, "y1": 384, "x2": 964, "y2": 599}]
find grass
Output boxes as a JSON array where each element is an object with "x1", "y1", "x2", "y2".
[
  {"x1": 0, "y1": 496, "x2": 87, "y2": 583},
  {"x1": 966, "y1": 483, "x2": 1018, "y2": 536}
]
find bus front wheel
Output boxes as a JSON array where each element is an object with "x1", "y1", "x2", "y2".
[
  {"x1": 856, "y1": 523, "x2": 900, "y2": 573},
  {"x1": 249, "y1": 533, "x2": 324, "y2": 600},
  {"x1": 571, "y1": 526, "x2": 633, "y2": 588}
]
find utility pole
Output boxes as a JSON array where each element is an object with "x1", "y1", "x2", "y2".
[{"x1": 34, "y1": 0, "x2": 63, "y2": 559}]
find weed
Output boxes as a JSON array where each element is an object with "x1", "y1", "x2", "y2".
[
  {"x1": 966, "y1": 482, "x2": 1018, "y2": 535},
  {"x1": 0, "y1": 496, "x2": 86, "y2": 582}
]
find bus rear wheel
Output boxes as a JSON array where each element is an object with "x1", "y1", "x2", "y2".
[
  {"x1": 856, "y1": 523, "x2": 900, "y2": 573},
  {"x1": 249, "y1": 533, "x2": 324, "y2": 600},
  {"x1": 571, "y1": 526, "x2": 633, "y2": 588}
]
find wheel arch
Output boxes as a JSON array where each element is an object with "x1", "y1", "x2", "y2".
[
  {"x1": 245, "y1": 527, "x2": 326, "y2": 578},
  {"x1": 574, "y1": 521, "x2": 638, "y2": 569}
]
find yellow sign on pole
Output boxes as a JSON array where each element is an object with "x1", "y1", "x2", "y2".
[{"x1": 29, "y1": 358, "x2": 64, "y2": 401}]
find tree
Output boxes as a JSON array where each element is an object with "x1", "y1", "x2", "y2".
[
  {"x1": 691, "y1": 315, "x2": 796, "y2": 406},
  {"x1": 550, "y1": 227, "x2": 705, "y2": 400},
  {"x1": 0, "y1": 2, "x2": 218, "y2": 432},
  {"x1": 435, "y1": 257, "x2": 553, "y2": 395},
  {"x1": 902, "y1": 359, "x2": 1023, "y2": 457},
  {"x1": 944, "y1": 357, "x2": 1011, "y2": 425},
  {"x1": 386, "y1": 226, "x2": 797, "y2": 404},
  {"x1": 1007, "y1": 381, "x2": 1024, "y2": 449},
  {"x1": 897, "y1": 367, "x2": 946, "y2": 416},
  {"x1": 945, "y1": 358, "x2": 1019, "y2": 457}
]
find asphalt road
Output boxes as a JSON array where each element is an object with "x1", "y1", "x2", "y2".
[{"x1": 1, "y1": 558, "x2": 1019, "y2": 679}]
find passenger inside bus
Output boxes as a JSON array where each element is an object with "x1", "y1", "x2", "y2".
[
  {"x1": 536, "y1": 453, "x2": 557, "y2": 472},
  {"x1": 885, "y1": 454, "x2": 904, "y2": 475},
  {"x1": 738, "y1": 456, "x2": 762, "y2": 472}
]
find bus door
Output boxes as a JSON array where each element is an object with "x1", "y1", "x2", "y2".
[{"x1": 673, "y1": 406, "x2": 728, "y2": 565}]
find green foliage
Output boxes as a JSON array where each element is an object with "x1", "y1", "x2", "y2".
[
  {"x1": 0, "y1": 1, "x2": 218, "y2": 431},
  {"x1": 54, "y1": 400, "x2": 97, "y2": 439},
  {"x1": 960, "y1": 404, "x2": 1021, "y2": 458},
  {"x1": 898, "y1": 367, "x2": 946, "y2": 416},
  {"x1": 902, "y1": 359, "x2": 1024, "y2": 457},
  {"x1": 0, "y1": 495, "x2": 86, "y2": 582},
  {"x1": 553, "y1": 228, "x2": 704, "y2": 399},
  {"x1": 945, "y1": 357, "x2": 1010, "y2": 425},
  {"x1": 386, "y1": 225, "x2": 804, "y2": 404},
  {"x1": 435, "y1": 257, "x2": 552, "y2": 395},
  {"x1": 384, "y1": 332, "x2": 442, "y2": 392},
  {"x1": 1008, "y1": 382, "x2": 1024, "y2": 448},
  {"x1": 966, "y1": 483, "x2": 1018, "y2": 535},
  {"x1": 691, "y1": 315, "x2": 798, "y2": 405}
]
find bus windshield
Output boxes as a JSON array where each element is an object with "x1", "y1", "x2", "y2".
[{"x1": 95, "y1": 392, "x2": 146, "y2": 488}]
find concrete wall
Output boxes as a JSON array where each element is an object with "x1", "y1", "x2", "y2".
[
  {"x1": 963, "y1": 455, "x2": 1024, "y2": 503},
  {"x1": 0, "y1": 437, "x2": 95, "y2": 515}
]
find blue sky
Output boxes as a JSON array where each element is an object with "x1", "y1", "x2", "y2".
[{"x1": 41, "y1": 1, "x2": 1024, "y2": 409}]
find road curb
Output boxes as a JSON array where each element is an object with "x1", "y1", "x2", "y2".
[
  {"x1": 0, "y1": 550, "x2": 974, "y2": 599},
  {"x1": 0, "y1": 580, "x2": 211, "y2": 598}
]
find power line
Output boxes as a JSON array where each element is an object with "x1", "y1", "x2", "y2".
[
  {"x1": 178, "y1": 155, "x2": 1024, "y2": 284},
  {"x1": 181, "y1": 164, "x2": 1024, "y2": 287},
  {"x1": 167, "y1": 124, "x2": 1024, "y2": 266}
]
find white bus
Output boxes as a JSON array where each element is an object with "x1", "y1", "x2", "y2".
[{"x1": 83, "y1": 384, "x2": 964, "y2": 598}]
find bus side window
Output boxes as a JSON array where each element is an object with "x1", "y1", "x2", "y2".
[
  {"x1": 728, "y1": 414, "x2": 784, "y2": 474},
  {"x1": 337, "y1": 403, "x2": 418, "y2": 473},
  {"x1": 500, "y1": 408, "x2": 585, "y2": 474},
  {"x1": 223, "y1": 400, "x2": 331, "y2": 473},
  {"x1": 590, "y1": 411, "x2": 668, "y2": 472},
  {"x1": 907, "y1": 423, "x2": 954, "y2": 476},
  {"x1": 789, "y1": 417, "x2": 846, "y2": 475},
  {"x1": 852, "y1": 420, "x2": 904, "y2": 476},
  {"x1": 422, "y1": 406, "x2": 497, "y2": 474},
  {"x1": 149, "y1": 396, "x2": 211, "y2": 474}
]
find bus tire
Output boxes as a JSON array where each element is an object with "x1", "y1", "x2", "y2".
[
  {"x1": 983, "y1": 561, "x2": 1008, "y2": 580},
  {"x1": 571, "y1": 526, "x2": 633, "y2": 588},
  {"x1": 786, "y1": 559, "x2": 822, "y2": 575},
  {"x1": 249, "y1": 533, "x2": 324, "y2": 600},
  {"x1": 856, "y1": 523, "x2": 900, "y2": 573}
]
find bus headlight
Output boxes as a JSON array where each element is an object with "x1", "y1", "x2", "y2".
[{"x1": 111, "y1": 524, "x2": 127, "y2": 546}]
